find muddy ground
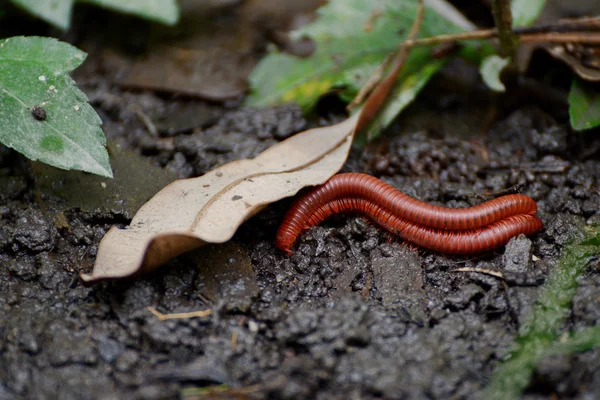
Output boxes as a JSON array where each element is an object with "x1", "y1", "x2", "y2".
[{"x1": 2, "y1": 4, "x2": 600, "y2": 400}]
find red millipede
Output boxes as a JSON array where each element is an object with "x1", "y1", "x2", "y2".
[{"x1": 276, "y1": 173, "x2": 543, "y2": 255}]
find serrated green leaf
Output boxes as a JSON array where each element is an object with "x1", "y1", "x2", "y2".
[
  {"x1": 511, "y1": 0, "x2": 546, "y2": 27},
  {"x1": 79, "y1": 0, "x2": 179, "y2": 25},
  {"x1": 10, "y1": 0, "x2": 74, "y2": 30},
  {"x1": 480, "y1": 55, "x2": 511, "y2": 92},
  {"x1": 569, "y1": 78, "x2": 600, "y2": 131},
  {"x1": 0, "y1": 36, "x2": 112, "y2": 178}
]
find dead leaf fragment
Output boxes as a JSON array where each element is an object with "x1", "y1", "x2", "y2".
[
  {"x1": 109, "y1": 46, "x2": 254, "y2": 101},
  {"x1": 81, "y1": 114, "x2": 358, "y2": 283},
  {"x1": 546, "y1": 44, "x2": 600, "y2": 82}
]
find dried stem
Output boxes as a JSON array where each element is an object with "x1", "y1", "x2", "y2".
[
  {"x1": 520, "y1": 32, "x2": 600, "y2": 44},
  {"x1": 147, "y1": 306, "x2": 212, "y2": 320},
  {"x1": 492, "y1": 0, "x2": 519, "y2": 57},
  {"x1": 347, "y1": 53, "x2": 394, "y2": 110},
  {"x1": 353, "y1": 0, "x2": 424, "y2": 134},
  {"x1": 515, "y1": 16, "x2": 600, "y2": 34},
  {"x1": 404, "y1": 19, "x2": 600, "y2": 47}
]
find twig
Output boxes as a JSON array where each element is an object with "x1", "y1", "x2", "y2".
[
  {"x1": 230, "y1": 330, "x2": 239, "y2": 350},
  {"x1": 515, "y1": 17, "x2": 600, "y2": 34},
  {"x1": 406, "y1": 29, "x2": 497, "y2": 46},
  {"x1": 491, "y1": 0, "x2": 518, "y2": 57},
  {"x1": 132, "y1": 105, "x2": 158, "y2": 137},
  {"x1": 354, "y1": 0, "x2": 425, "y2": 135},
  {"x1": 181, "y1": 384, "x2": 262, "y2": 398},
  {"x1": 484, "y1": 182, "x2": 526, "y2": 197},
  {"x1": 147, "y1": 306, "x2": 212, "y2": 320},
  {"x1": 348, "y1": 1, "x2": 425, "y2": 113},
  {"x1": 347, "y1": 53, "x2": 394, "y2": 110},
  {"x1": 452, "y1": 267, "x2": 505, "y2": 280},
  {"x1": 404, "y1": 18, "x2": 600, "y2": 47},
  {"x1": 520, "y1": 32, "x2": 600, "y2": 44}
]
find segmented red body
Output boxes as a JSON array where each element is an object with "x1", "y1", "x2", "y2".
[
  {"x1": 276, "y1": 173, "x2": 543, "y2": 255},
  {"x1": 298, "y1": 198, "x2": 542, "y2": 254}
]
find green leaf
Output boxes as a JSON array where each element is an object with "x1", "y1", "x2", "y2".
[
  {"x1": 480, "y1": 55, "x2": 511, "y2": 92},
  {"x1": 79, "y1": 0, "x2": 179, "y2": 25},
  {"x1": 360, "y1": 48, "x2": 446, "y2": 142},
  {"x1": 247, "y1": 0, "x2": 474, "y2": 112},
  {"x1": 511, "y1": 0, "x2": 546, "y2": 27},
  {"x1": 10, "y1": 0, "x2": 74, "y2": 30},
  {"x1": 485, "y1": 225, "x2": 600, "y2": 400},
  {"x1": 0, "y1": 36, "x2": 112, "y2": 178},
  {"x1": 569, "y1": 78, "x2": 600, "y2": 131}
]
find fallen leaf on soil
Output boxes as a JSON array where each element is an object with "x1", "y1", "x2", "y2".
[
  {"x1": 80, "y1": 114, "x2": 358, "y2": 282},
  {"x1": 546, "y1": 44, "x2": 600, "y2": 82},
  {"x1": 107, "y1": 46, "x2": 254, "y2": 101},
  {"x1": 99, "y1": 0, "x2": 324, "y2": 101}
]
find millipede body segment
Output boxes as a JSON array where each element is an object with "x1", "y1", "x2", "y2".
[{"x1": 276, "y1": 173, "x2": 543, "y2": 255}]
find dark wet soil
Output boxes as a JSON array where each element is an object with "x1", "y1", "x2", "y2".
[
  {"x1": 3, "y1": 72, "x2": 600, "y2": 399},
  {"x1": 3, "y1": 6, "x2": 600, "y2": 400}
]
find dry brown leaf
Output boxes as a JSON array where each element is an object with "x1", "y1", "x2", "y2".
[
  {"x1": 545, "y1": 44, "x2": 600, "y2": 82},
  {"x1": 96, "y1": 0, "x2": 324, "y2": 101},
  {"x1": 107, "y1": 46, "x2": 254, "y2": 101},
  {"x1": 80, "y1": 114, "x2": 358, "y2": 283}
]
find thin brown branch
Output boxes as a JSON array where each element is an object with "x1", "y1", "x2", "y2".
[
  {"x1": 492, "y1": 0, "x2": 518, "y2": 57},
  {"x1": 515, "y1": 17, "x2": 600, "y2": 34},
  {"x1": 348, "y1": 1, "x2": 425, "y2": 112},
  {"x1": 406, "y1": 29, "x2": 497, "y2": 46},
  {"x1": 347, "y1": 53, "x2": 394, "y2": 110},
  {"x1": 147, "y1": 306, "x2": 212, "y2": 320},
  {"x1": 354, "y1": 0, "x2": 424, "y2": 134},
  {"x1": 520, "y1": 32, "x2": 600, "y2": 44},
  {"x1": 405, "y1": 26, "x2": 600, "y2": 48},
  {"x1": 452, "y1": 267, "x2": 505, "y2": 279}
]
